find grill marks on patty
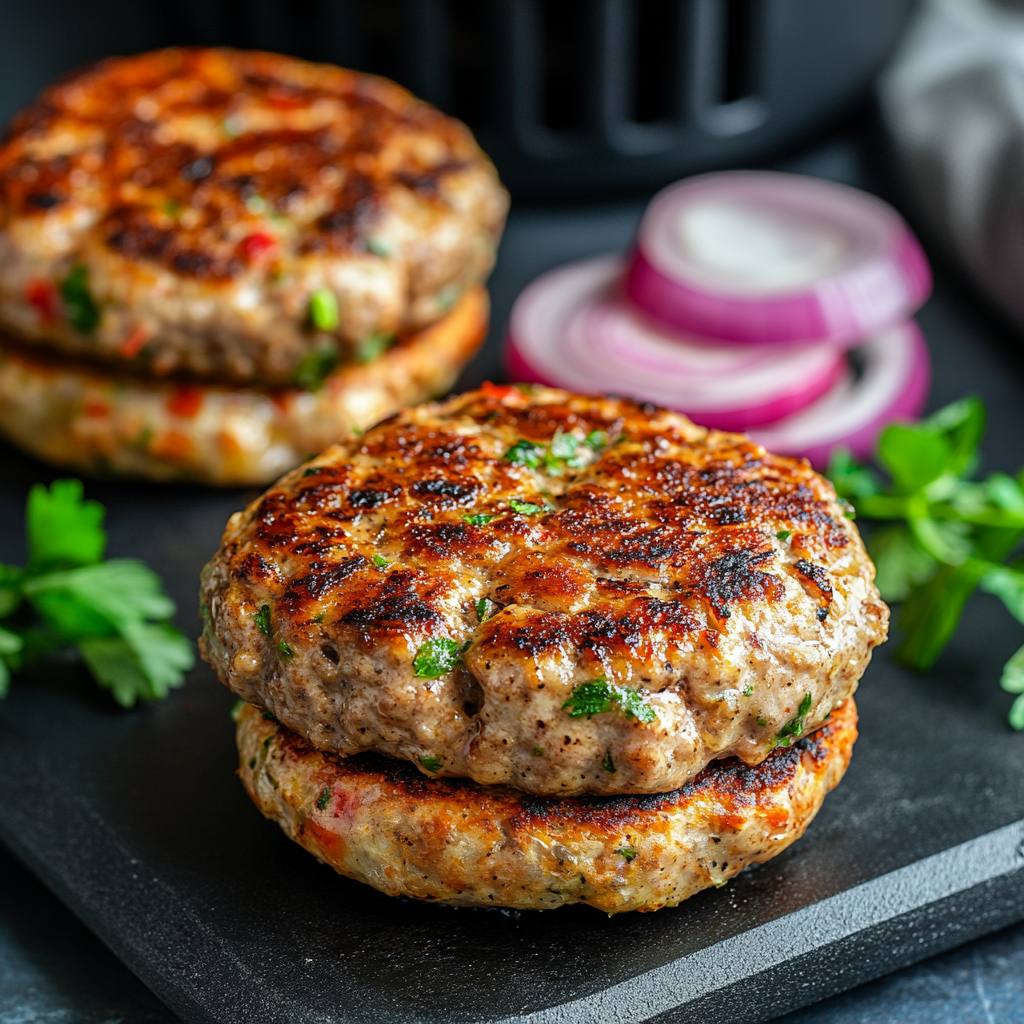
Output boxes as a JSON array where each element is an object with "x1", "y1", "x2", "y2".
[{"x1": 200, "y1": 387, "x2": 887, "y2": 796}]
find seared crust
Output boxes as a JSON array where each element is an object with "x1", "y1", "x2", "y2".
[
  {"x1": 236, "y1": 697, "x2": 857, "y2": 913},
  {"x1": 202, "y1": 386, "x2": 887, "y2": 794},
  {"x1": 0, "y1": 48, "x2": 507, "y2": 384},
  {"x1": 0, "y1": 286, "x2": 487, "y2": 485}
]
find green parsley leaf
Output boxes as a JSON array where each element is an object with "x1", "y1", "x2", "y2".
[
  {"x1": 616, "y1": 847, "x2": 637, "y2": 861},
  {"x1": 354, "y1": 332, "x2": 395, "y2": 364},
  {"x1": 420, "y1": 756, "x2": 442, "y2": 772},
  {"x1": 231, "y1": 699, "x2": 244, "y2": 719},
  {"x1": 509, "y1": 498, "x2": 546, "y2": 515},
  {"x1": 413, "y1": 637, "x2": 462, "y2": 678},
  {"x1": 869, "y1": 524, "x2": 939, "y2": 602},
  {"x1": 531, "y1": 746, "x2": 544, "y2": 757},
  {"x1": 585, "y1": 430, "x2": 608, "y2": 450},
  {"x1": 308, "y1": 288, "x2": 339, "y2": 331},
  {"x1": 827, "y1": 448, "x2": 881, "y2": 500},
  {"x1": 775, "y1": 530, "x2": 792, "y2": 542},
  {"x1": 878, "y1": 425, "x2": 952, "y2": 494},
  {"x1": 0, "y1": 565, "x2": 23, "y2": 618},
  {"x1": 292, "y1": 345, "x2": 339, "y2": 391},
  {"x1": 254, "y1": 605, "x2": 273, "y2": 637},
  {"x1": 60, "y1": 265, "x2": 101, "y2": 333},
  {"x1": 262, "y1": 709, "x2": 279, "y2": 722},
  {"x1": 562, "y1": 677, "x2": 657, "y2": 724},
  {"x1": 980, "y1": 565, "x2": 1024, "y2": 623},
  {"x1": 463, "y1": 513, "x2": 494, "y2": 526},
  {"x1": 475, "y1": 597, "x2": 495, "y2": 622},
  {"x1": 602, "y1": 750, "x2": 616, "y2": 773},
  {"x1": 742, "y1": 684, "x2": 754, "y2": 696},
  {"x1": 756, "y1": 716, "x2": 768, "y2": 727},
  {"x1": 503, "y1": 440, "x2": 545, "y2": 469},
  {"x1": 316, "y1": 786, "x2": 331, "y2": 810},
  {"x1": 27, "y1": 479, "x2": 106, "y2": 572},
  {"x1": 278, "y1": 640, "x2": 294, "y2": 660},
  {"x1": 550, "y1": 429, "x2": 579, "y2": 462},
  {"x1": 775, "y1": 693, "x2": 812, "y2": 747},
  {"x1": 372, "y1": 554, "x2": 390, "y2": 568}
]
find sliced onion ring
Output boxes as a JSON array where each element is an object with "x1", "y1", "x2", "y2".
[
  {"x1": 750, "y1": 321, "x2": 930, "y2": 468},
  {"x1": 505, "y1": 255, "x2": 845, "y2": 431},
  {"x1": 626, "y1": 171, "x2": 932, "y2": 347}
]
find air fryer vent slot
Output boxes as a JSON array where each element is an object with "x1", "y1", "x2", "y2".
[{"x1": 632, "y1": 0, "x2": 682, "y2": 124}]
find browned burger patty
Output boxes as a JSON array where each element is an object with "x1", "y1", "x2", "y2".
[
  {"x1": 0, "y1": 285, "x2": 486, "y2": 485},
  {"x1": 236, "y1": 696, "x2": 857, "y2": 913},
  {"x1": 201, "y1": 386, "x2": 887, "y2": 795},
  {"x1": 0, "y1": 48, "x2": 507, "y2": 385}
]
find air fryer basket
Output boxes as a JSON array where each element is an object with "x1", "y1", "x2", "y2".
[{"x1": 0, "y1": 0, "x2": 914, "y2": 198}]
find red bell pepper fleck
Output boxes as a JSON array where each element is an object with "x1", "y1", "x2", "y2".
[
  {"x1": 25, "y1": 279, "x2": 59, "y2": 323},
  {"x1": 119, "y1": 324, "x2": 149, "y2": 358},
  {"x1": 480, "y1": 381, "x2": 522, "y2": 402},
  {"x1": 239, "y1": 231, "x2": 277, "y2": 262},
  {"x1": 167, "y1": 386, "x2": 203, "y2": 418}
]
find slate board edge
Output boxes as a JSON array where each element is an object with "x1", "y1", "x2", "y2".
[{"x1": 2, "y1": 715, "x2": 1023, "y2": 1024}]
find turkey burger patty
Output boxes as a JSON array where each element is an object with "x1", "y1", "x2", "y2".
[
  {"x1": 201, "y1": 386, "x2": 887, "y2": 796},
  {"x1": 0, "y1": 285, "x2": 487, "y2": 486},
  {"x1": 0, "y1": 47, "x2": 507, "y2": 385},
  {"x1": 235, "y1": 696, "x2": 857, "y2": 913}
]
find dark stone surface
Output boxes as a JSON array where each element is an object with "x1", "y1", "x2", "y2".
[{"x1": 1, "y1": 132, "x2": 1024, "y2": 1023}]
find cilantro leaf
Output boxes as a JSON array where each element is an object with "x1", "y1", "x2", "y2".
[
  {"x1": 78, "y1": 626, "x2": 192, "y2": 707},
  {"x1": 509, "y1": 498, "x2": 546, "y2": 515},
  {"x1": 27, "y1": 479, "x2": 106, "y2": 572},
  {"x1": 503, "y1": 440, "x2": 545, "y2": 469},
  {"x1": 868, "y1": 524, "x2": 938, "y2": 602},
  {"x1": 562, "y1": 677, "x2": 657, "y2": 724},
  {"x1": 413, "y1": 637, "x2": 462, "y2": 678},
  {"x1": 877, "y1": 424, "x2": 952, "y2": 494}
]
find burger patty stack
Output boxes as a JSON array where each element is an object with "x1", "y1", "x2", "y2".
[
  {"x1": 0, "y1": 48, "x2": 507, "y2": 485},
  {"x1": 200, "y1": 384, "x2": 888, "y2": 913}
]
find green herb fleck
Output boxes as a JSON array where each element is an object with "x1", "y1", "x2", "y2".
[
  {"x1": 292, "y1": 345, "x2": 339, "y2": 391},
  {"x1": 413, "y1": 637, "x2": 462, "y2": 678},
  {"x1": 776, "y1": 530, "x2": 792, "y2": 542},
  {"x1": 775, "y1": 692, "x2": 812, "y2": 747},
  {"x1": 308, "y1": 288, "x2": 339, "y2": 332},
  {"x1": 509, "y1": 498, "x2": 546, "y2": 515},
  {"x1": 742, "y1": 684, "x2": 754, "y2": 696},
  {"x1": 616, "y1": 847, "x2": 637, "y2": 862},
  {"x1": 313, "y1": 612, "x2": 326, "y2": 624},
  {"x1": 420, "y1": 756, "x2": 442, "y2": 772},
  {"x1": 756, "y1": 716, "x2": 768, "y2": 727},
  {"x1": 231, "y1": 699, "x2": 244, "y2": 718},
  {"x1": 254, "y1": 605, "x2": 273, "y2": 637},
  {"x1": 372, "y1": 554, "x2": 390, "y2": 568},
  {"x1": 248, "y1": 757, "x2": 256, "y2": 769},
  {"x1": 714, "y1": 879, "x2": 728, "y2": 889},
  {"x1": 303, "y1": 467, "x2": 321, "y2": 477},
  {"x1": 503, "y1": 439, "x2": 545, "y2": 469},
  {"x1": 61, "y1": 265, "x2": 101, "y2": 333},
  {"x1": 262, "y1": 709, "x2": 278, "y2": 722},
  {"x1": 585, "y1": 430, "x2": 608, "y2": 450},
  {"x1": 316, "y1": 786, "x2": 331, "y2": 811},
  {"x1": 562, "y1": 677, "x2": 657, "y2": 724},
  {"x1": 532, "y1": 746, "x2": 544, "y2": 757},
  {"x1": 366, "y1": 237, "x2": 391, "y2": 258},
  {"x1": 263, "y1": 735, "x2": 272, "y2": 749},
  {"x1": 355, "y1": 332, "x2": 395, "y2": 364},
  {"x1": 475, "y1": 597, "x2": 495, "y2": 622},
  {"x1": 602, "y1": 750, "x2": 616, "y2": 773},
  {"x1": 278, "y1": 640, "x2": 294, "y2": 660},
  {"x1": 463, "y1": 513, "x2": 494, "y2": 526}
]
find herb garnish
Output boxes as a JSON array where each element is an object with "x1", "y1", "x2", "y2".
[
  {"x1": 562, "y1": 677, "x2": 657, "y2": 724},
  {"x1": 308, "y1": 288, "x2": 339, "y2": 331},
  {"x1": 61, "y1": 265, "x2": 101, "y2": 333},
  {"x1": 602, "y1": 750, "x2": 617, "y2": 773},
  {"x1": 774, "y1": 692, "x2": 812, "y2": 747},
  {"x1": 616, "y1": 847, "x2": 637, "y2": 862},
  {"x1": 292, "y1": 345, "x2": 339, "y2": 391},
  {"x1": 254, "y1": 604, "x2": 273, "y2": 637},
  {"x1": 829, "y1": 396, "x2": 1024, "y2": 728},
  {"x1": 316, "y1": 787, "x2": 331, "y2": 811},
  {"x1": 509, "y1": 498, "x2": 546, "y2": 516},
  {"x1": 503, "y1": 439, "x2": 545, "y2": 469},
  {"x1": 463, "y1": 514, "x2": 494, "y2": 526},
  {"x1": 412, "y1": 637, "x2": 463, "y2": 678},
  {"x1": 0, "y1": 480, "x2": 192, "y2": 706},
  {"x1": 372, "y1": 554, "x2": 390, "y2": 568},
  {"x1": 355, "y1": 332, "x2": 395, "y2": 364},
  {"x1": 420, "y1": 756, "x2": 442, "y2": 772},
  {"x1": 277, "y1": 640, "x2": 294, "y2": 660},
  {"x1": 776, "y1": 530, "x2": 792, "y2": 542},
  {"x1": 475, "y1": 597, "x2": 495, "y2": 622}
]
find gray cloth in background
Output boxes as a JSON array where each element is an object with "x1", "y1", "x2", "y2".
[{"x1": 880, "y1": 0, "x2": 1024, "y2": 332}]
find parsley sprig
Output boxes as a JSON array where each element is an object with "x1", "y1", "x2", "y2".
[
  {"x1": 562, "y1": 677, "x2": 657, "y2": 724},
  {"x1": 0, "y1": 480, "x2": 193, "y2": 706},
  {"x1": 829, "y1": 397, "x2": 1024, "y2": 728}
]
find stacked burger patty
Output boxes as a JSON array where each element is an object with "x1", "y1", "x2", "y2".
[
  {"x1": 201, "y1": 385, "x2": 887, "y2": 913},
  {"x1": 0, "y1": 48, "x2": 507, "y2": 484}
]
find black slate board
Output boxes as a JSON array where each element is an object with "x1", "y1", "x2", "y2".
[{"x1": 2, "y1": 150, "x2": 1024, "y2": 1024}]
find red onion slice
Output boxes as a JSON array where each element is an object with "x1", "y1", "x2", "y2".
[
  {"x1": 751, "y1": 320, "x2": 930, "y2": 468},
  {"x1": 505, "y1": 256, "x2": 846, "y2": 431},
  {"x1": 626, "y1": 171, "x2": 932, "y2": 346}
]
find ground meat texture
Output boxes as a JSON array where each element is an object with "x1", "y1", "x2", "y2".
[
  {"x1": 235, "y1": 697, "x2": 857, "y2": 913},
  {"x1": 200, "y1": 386, "x2": 888, "y2": 796},
  {"x1": 0, "y1": 285, "x2": 486, "y2": 486},
  {"x1": 0, "y1": 48, "x2": 507, "y2": 385}
]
